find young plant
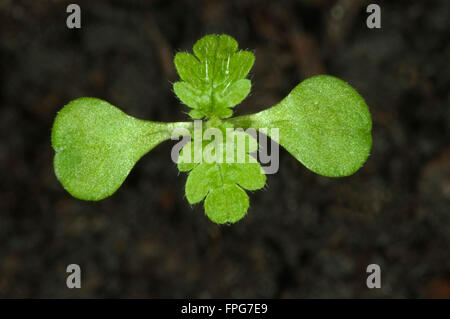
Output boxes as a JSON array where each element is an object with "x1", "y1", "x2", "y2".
[{"x1": 52, "y1": 34, "x2": 372, "y2": 224}]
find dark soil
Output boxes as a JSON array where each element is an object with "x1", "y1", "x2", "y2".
[{"x1": 0, "y1": 0, "x2": 449, "y2": 298}]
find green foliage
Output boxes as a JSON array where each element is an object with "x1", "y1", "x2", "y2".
[
  {"x1": 52, "y1": 97, "x2": 190, "y2": 200},
  {"x1": 228, "y1": 75, "x2": 372, "y2": 177},
  {"x1": 178, "y1": 129, "x2": 265, "y2": 223},
  {"x1": 173, "y1": 34, "x2": 254, "y2": 119},
  {"x1": 51, "y1": 34, "x2": 372, "y2": 224}
]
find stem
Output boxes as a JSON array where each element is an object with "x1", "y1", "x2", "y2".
[
  {"x1": 226, "y1": 113, "x2": 260, "y2": 130},
  {"x1": 206, "y1": 115, "x2": 222, "y2": 129},
  {"x1": 166, "y1": 121, "x2": 193, "y2": 132}
]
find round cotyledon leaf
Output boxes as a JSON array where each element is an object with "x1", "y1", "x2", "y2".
[
  {"x1": 52, "y1": 97, "x2": 188, "y2": 201},
  {"x1": 229, "y1": 75, "x2": 372, "y2": 177}
]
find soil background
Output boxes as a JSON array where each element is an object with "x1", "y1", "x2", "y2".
[{"x1": 0, "y1": 0, "x2": 449, "y2": 298}]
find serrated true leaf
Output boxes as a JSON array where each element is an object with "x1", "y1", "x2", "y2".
[
  {"x1": 52, "y1": 97, "x2": 190, "y2": 200},
  {"x1": 173, "y1": 34, "x2": 255, "y2": 119},
  {"x1": 178, "y1": 130, "x2": 265, "y2": 224},
  {"x1": 228, "y1": 75, "x2": 372, "y2": 177},
  {"x1": 205, "y1": 185, "x2": 249, "y2": 224}
]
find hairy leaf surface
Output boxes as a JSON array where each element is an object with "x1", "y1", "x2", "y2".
[
  {"x1": 52, "y1": 97, "x2": 190, "y2": 200},
  {"x1": 173, "y1": 34, "x2": 254, "y2": 119},
  {"x1": 178, "y1": 130, "x2": 265, "y2": 223},
  {"x1": 228, "y1": 75, "x2": 372, "y2": 177}
]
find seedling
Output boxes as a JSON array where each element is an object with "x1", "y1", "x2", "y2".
[{"x1": 52, "y1": 34, "x2": 372, "y2": 224}]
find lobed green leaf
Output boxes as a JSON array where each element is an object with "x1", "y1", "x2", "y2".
[
  {"x1": 173, "y1": 34, "x2": 255, "y2": 119},
  {"x1": 205, "y1": 185, "x2": 249, "y2": 224},
  {"x1": 178, "y1": 130, "x2": 265, "y2": 224}
]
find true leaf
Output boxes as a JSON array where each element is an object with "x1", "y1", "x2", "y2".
[
  {"x1": 178, "y1": 130, "x2": 265, "y2": 223},
  {"x1": 173, "y1": 34, "x2": 255, "y2": 119},
  {"x1": 205, "y1": 184, "x2": 249, "y2": 224}
]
